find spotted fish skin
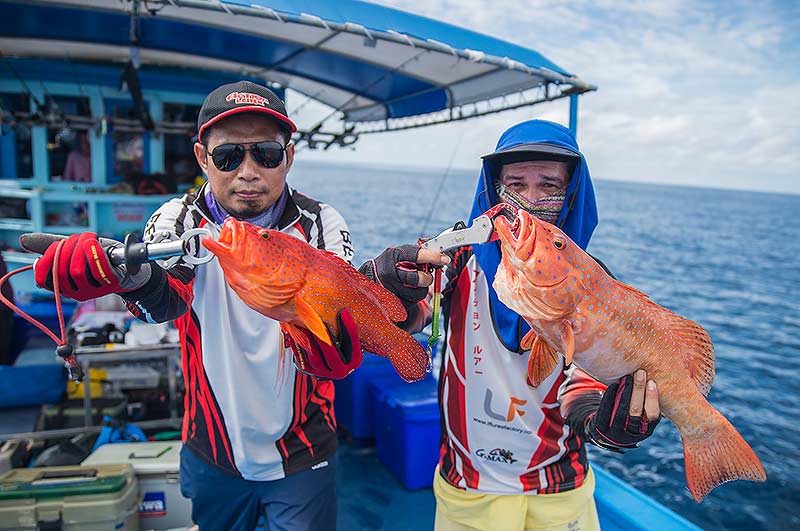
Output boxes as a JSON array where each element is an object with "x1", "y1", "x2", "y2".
[
  {"x1": 493, "y1": 209, "x2": 765, "y2": 501},
  {"x1": 202, "y1": 218, "x2": 427, "y2": 382}
]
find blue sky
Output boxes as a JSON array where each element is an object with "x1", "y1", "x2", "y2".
[{"x1": 291, "y1": 0, "x2": 800, "y2": 194}]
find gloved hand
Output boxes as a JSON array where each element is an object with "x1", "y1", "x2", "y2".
[
  {"x1": 358, "y1": 245, "x2": 449, "y2": 310},
  {"x1": 584, "y1": 370, "x2": 661, "y2": 452},
  {"x1": 33, "y1": 232, "x2": 151, "y2": 301},
  {"x1": 288, "y1": 309, "x2": 363, "y2": 380}
]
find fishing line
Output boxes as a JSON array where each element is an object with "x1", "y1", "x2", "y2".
[{"x1": 418, "y1": 124, "x2": 467, "y2": 238}]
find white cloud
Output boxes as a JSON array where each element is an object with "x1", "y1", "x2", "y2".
[{"x1": 292, "y1": 0, "x2": 799, "y2": 194}]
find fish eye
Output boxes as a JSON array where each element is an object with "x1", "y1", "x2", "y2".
[
  {"x1": 261, "y1": 233, "x2": 269, "y2": 240},
  {"x1": 553, "y1": 239, "x2": 566, "y2": 250}
]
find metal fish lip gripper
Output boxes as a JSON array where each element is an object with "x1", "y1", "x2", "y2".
[
  {"x1": 20, "y1": 228, "x2": 216, "y2": 276},
  {"x1": 419, "y1": 215, "x2": 494, "y2": 253}
]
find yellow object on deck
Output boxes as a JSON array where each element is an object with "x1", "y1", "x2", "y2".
[{"x1": 67, "y1": 368, "x2": 107, "y2": 399}]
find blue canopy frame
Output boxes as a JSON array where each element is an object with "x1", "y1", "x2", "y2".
[{"x1": 0, "y1": 0, "x2": 595, "y2": 145}]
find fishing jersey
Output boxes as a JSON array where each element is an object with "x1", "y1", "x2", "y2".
[
  {"x1": 121, "y1": 183, "x2": 355, "y2": 481},
  {"x1": 437, "y1": 246, "x2": 605, "y2": 495}
]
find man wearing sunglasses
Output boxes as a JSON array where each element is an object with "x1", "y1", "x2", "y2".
[
  {"x1": 32, "y1": 80, "x2": 359, "y2": 531},
  {"x1": 361, "y1": 120, "x2": 662, "y2": 531}
]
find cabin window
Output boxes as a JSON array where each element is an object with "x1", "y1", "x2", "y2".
[
  {"x1": 47, "y1": 96, "x2": 92, "y2": 183},
  {"x1": 163, "y1": 103, "x2": 201, "y2": 190},
  {"x1": 105, "y1": 99, "x2": 149, "y2": 185},
  {"x1": 0, "y1": 92, "x2": 33, "y2": 180}
]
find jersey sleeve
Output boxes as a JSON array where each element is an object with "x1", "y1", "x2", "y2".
[{"x1": 120, "y1": 198, "x2": 198, "y2": 323}]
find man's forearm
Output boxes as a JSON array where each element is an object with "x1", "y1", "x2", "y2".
[
  {"x1": 561, "y1": 389, "x2": 603, "y2": 441},
  {"x1": 121, "y1": 264, "x2": 191, "y2": 323}
]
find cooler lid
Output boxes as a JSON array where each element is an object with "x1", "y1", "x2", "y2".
[
  {"x1": 82, "y1": 441, "x2": 181, "y2": 474},
  {"x1": 0, "y1": 465, "x2": 130, "y2": 500}
]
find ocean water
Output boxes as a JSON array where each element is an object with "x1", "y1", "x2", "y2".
[{"x1": 291, "y1": 159, "x2": 800, "y2": 531}]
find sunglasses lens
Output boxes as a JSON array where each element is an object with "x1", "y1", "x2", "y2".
[
  {"x1": 252, "y1": 141, "x2": 284, "y2": 169},
  {"x1": 211, "y1": 144, "x2": 245, "y2": 172}
]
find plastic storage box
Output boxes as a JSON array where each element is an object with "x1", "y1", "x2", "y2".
[
  {"x1": 0, "y1": 464, "x2": 139, "y2": 531},
  {"x1": 334, "y1": 354, "x2": 405, "y2": 441},
  {"x1": 82, "y1": 441, "x2": 191, "y2": 531},
  {"x1": 104, "y1": 366, "x2": 161, "y2": 390},
  {"x1": 374, "y1": 377, "x2": 440, "y2": 490}
]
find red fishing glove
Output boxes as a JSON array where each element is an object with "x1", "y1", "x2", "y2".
[
  {"x1": 288, "y1": 309, "x2": 363, "y2": 380},
  {"x1": 33, "y1": 232, "x2": 150, "y2": 301}
]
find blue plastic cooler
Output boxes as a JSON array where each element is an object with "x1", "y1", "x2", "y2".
[
  {"x1": 374, "y1": 377, "x2": 440, "y2": 490},
  {"x1": 334, "y1": 354, "x2": 404, "y2": 440}
]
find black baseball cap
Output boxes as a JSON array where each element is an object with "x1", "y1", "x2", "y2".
[
  {"x1": 482, "y1": 143, "x2": 580, "y2": 166},
  {"x1": 197, "y1": 80, "x2": 297, "y2": 143}
]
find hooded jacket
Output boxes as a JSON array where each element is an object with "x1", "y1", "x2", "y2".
[
  {"x1": 435, "y1": 120, "x2": 605, "y2": 494},
  {"x1": 469, "y1": 120, "x2": 598, "y2": 352}
]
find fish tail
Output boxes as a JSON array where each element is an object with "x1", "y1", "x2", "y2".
[
  {"x1": 681, "y1": 404, "x2": 766, "y2": 501},
  {"x1": 378, "y1": 327, "x2": 429, "y2": 383}
]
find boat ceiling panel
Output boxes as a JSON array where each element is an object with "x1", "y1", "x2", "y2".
[{"x1": 1, "y1": 0, "x2": 593, "y2": 127}]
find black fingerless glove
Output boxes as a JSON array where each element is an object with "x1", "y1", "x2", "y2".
[
  {"x1": 566, "y1": 374, "x2": 661, "y2": 453},
  {"x1": 358, "y1": 245, "x2": 428, "y2": 310}
]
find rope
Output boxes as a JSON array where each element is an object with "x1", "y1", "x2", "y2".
[
  {"x1": 0, "y1": 241, "x2": 83, "y2": 380},
  {"x1": 0, "y1": 243, "x2": 67, "y2": 345}
]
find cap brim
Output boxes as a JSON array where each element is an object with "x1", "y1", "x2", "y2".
[
  {"x1": 482, "y1": 143, "x2": 580, "y2": 164},
  {"x1": 198, "y1": 106, "x2": 297, "y2": 142}
]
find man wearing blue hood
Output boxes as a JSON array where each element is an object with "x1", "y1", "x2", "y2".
[{"x1": 362, "y1": 120, "x2": 661, "y2": 530}]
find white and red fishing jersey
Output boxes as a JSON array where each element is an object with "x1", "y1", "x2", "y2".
[
  {"x1": 437, "y1": 247, "x2": 605, "y2": 494},
  {"x1": 122, "y1": 183, "x2": 354, "y2": 481}
]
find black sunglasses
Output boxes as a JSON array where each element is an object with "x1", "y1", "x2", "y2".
[{"x1": 207, "y1": 140, "x2": 286, "y2": 172}]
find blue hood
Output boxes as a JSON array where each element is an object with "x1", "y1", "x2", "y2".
[{"x1": 468, "y1": 120, "x2": 598, "y2": 352}]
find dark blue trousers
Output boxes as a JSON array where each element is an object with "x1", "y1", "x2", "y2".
[{"x1": 180, "y1": 446, "x2": 337, "y2": 531}]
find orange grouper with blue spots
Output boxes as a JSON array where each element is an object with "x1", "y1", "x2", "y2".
[
  {"x1": 493, "y1": 208, "x2": 766, "y2": 501},
  {"x1": 202, "y1": 217, "x2": 428, "y2": 382}
]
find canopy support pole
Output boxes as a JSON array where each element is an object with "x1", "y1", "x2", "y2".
[{"x1": 569, "y1": 93, "x2": 579, "y2": 138}]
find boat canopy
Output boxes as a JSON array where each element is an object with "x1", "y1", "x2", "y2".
[{"x1": 1, "y1": 0, "x2": 595, "y2": 146}]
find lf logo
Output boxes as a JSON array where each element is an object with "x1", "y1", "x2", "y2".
[{"x1": 483, "y1": 389, "x2": 527, "y2": 421}]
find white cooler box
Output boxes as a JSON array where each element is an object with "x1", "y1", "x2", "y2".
[
  {"x1": 82, "y1": 442, "x2": 191, "y2": 531},
  {"x1": 0, "y1": 464, "x2": 139, "y2": 531}
]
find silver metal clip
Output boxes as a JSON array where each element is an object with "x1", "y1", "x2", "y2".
[{"x1": 420, "y1": 215, "x2": 494, "y2": 253}]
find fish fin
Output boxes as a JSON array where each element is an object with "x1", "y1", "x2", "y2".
[
  {"x1": 561, "y1": 320, "x2": 575, "y2": 365},
  {"x1": 618, "y1": 278, "x2": 715, "y2": 396},
  {"x1": 526, "y1": 336, "x2": 559, "y2": 389},
  {"x1": 616, "y1": 280, "x2": 652, "y2": 300},
  {"x1": 681, "y1": 401, "x2": 766, "y2": 501},
  {"x1": 668, "y1": 314, "x2": 716, "y2": 396},
  {"x1": 293, "y1": 296, "x2": 332, "y2": 346},
  {"x1": 281, "y1": 323, "x2": 313, "y2": 354},
  {"x1": 321, "y1": 250, "x2": 407, "y2": 322},
  {"x1": 253, "y1": 272, "x2": 304, "y2": 307},
  {"x1": 520, "y1": 329, "x2": 538, "y2": 350}
]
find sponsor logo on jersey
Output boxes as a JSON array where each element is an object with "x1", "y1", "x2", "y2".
[
  {"x1": 483, "y1": 388, "x2": 527, "y2": 421},
  {"x1": 476, "y1": 447, "x2": 518, "y2": 464}
]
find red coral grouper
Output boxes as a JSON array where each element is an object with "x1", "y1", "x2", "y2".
[
  {"x1": 202, "y1": 218, "x2": 427, "y2": 382},
  {"x1": 493, "y1": 209, "x2": 766, "y2": 501}
]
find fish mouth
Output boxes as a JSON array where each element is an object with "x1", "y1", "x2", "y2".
[
  {"x1": 494, "y1": 209, "x2": 534, "y2": 261},
  {"x1": 202, "y1": 217, "x2": 240, "y2": 258}
]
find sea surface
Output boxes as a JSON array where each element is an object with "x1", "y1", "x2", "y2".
[{"x1": 291, "y1": 159, "x2": 800, "y2": 531}]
